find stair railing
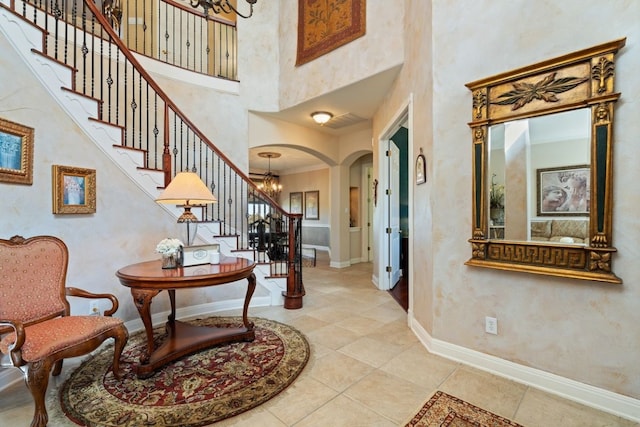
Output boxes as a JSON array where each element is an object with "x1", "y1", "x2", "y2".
[{"x1": 9, "y1": 0, "x2": 305, "y2": 308}]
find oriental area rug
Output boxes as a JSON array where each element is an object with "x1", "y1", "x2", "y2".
[
  {"x1": 404, "y1": 391, "x2": 524, "y2": 427},
  {"x1": 51, "y1": 317, "x2": 309, "y2": 427}
]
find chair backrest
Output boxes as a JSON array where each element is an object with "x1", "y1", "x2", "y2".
[{"x1": 0, "y1": 235, "x2": 69, "y2": 328}]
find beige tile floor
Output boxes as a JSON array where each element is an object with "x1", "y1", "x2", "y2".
[{"x1": 1, "y1": 252, "x2": 637, "y2": 426}]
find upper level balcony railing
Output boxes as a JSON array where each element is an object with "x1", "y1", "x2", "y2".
[{"x1": 118, "y1": 0, "x2": 238, "y2": 80}]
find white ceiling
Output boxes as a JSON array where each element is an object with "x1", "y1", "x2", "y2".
[{"x1": 249, "y1": 66, "x2": 401, "y2": 174}]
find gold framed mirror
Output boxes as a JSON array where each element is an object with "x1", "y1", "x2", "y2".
[{"x1": 465, "y1": 39, "x2": 625, "y2": 284}]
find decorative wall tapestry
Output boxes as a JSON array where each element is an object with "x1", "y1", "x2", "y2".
[{"x1": 296, "y1": 0, "x2": 366, "y2": 66}]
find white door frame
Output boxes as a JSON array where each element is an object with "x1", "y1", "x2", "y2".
[{"x1": 375, "y1": 94, "x2": 413, "y2": 291}]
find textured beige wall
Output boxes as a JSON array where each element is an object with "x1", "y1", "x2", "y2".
[
  {"x1": 152, "y1": 73, "x2": 249, "y2": 171},
  {"x1": 3, "y1": 0, "x2": 638, "y2": 403},
  {"x1": 373, "y1": 0, "x2": 434, "y2": 330},
  {"x1": 374, "y1": 0, "x2": 639, "y2": 400},
  {"x1": 277, "y1": 0, "x2": 404, "y2": 111}
]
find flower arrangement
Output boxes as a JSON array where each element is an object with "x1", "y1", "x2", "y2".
[
  {"x1": 489, "y1": 174, "x2": 505, "y2": 209},
  {"x1": 155, "y1": 238, "x2": 183, "y2": 255}
]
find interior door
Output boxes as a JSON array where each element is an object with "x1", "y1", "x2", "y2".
[{"x1": 388, "y1": 140, "x2": 401, "y2": 288}]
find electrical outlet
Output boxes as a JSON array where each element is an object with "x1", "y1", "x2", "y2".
[
  {"x1": 89, "y1": 301, "x2": 100, "y2": 316},
  {"x1": 485, "y1": 316, "x2": 498, "y2": 335}
]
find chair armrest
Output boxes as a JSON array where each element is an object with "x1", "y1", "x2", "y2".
[
  {"x1": 66, "y1": 287, "x2": 120, "y2": 316},
  {"x1": 0, "y1": 320, "x2": 26, "y2": 367}
]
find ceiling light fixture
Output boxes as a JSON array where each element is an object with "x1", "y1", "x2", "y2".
[
  {"x1": 311, "y1": 111, "x2": 333, "y2": 125},
  {"x1": 257, "y1": 152, "x2": 282, "y2": 200},
  {"x1": 190, "y1": 0, "x2": 258, "y2": 18}
]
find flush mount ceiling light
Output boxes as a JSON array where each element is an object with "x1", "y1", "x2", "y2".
[{"x1": 311, "y1": 111, "x2": 333, "y2": 125}]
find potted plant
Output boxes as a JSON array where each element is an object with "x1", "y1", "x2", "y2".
[
  {"x1": 489, "y1": 174, "x2": 504, "y2": 223},
  {"x1": 156, "y1": 238, "x2": 183, "y2": 269}
]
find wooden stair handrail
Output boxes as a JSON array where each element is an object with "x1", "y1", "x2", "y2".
[{"x1": 83, "y1": 0, "x2": 288, "y2": 215}]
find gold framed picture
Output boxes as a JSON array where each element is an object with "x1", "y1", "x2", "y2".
[
  {"x1": 536, "y1": 164, "x2": 590, "y2": 216},
  {"x1": 0, "y1": 117, "x2": 34, "y2": 185},
  {"x1": 304, "y1": 190, "x2": 319, "y2": 220},
  {"x1": 52, "y1": 165, "x2": 96, "y2": 214}
]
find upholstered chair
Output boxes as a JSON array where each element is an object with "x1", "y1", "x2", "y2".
[{"x1": 0, "y1": 235, "x2": 129, "y2": 427}]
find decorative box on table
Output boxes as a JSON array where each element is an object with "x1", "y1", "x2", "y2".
[{"x1": 180, "y1": 244, "x2": 220, "y2": 266}]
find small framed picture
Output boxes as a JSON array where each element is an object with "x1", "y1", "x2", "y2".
[
  {"x1": 181, "y1": 243, "x2": 220, "y2": 267},
  {"x1": 52, "y1": 165, "x2": 96, "y2": 214},
  {"x1": 304, "y1": 190, "x2": 319, "y2": 220},
  {"x1": 536, "y1": 165, "x2": 589, "y2": 216},
  {"x1": 289, "y1": 191, "x2": 303, "y2": 214},
  {"x1": 416, "y1": 153, "x2": 426, "y2": 185},
  {"x1": 0, "y1": 117, "x2": 34, "y2": 185}
]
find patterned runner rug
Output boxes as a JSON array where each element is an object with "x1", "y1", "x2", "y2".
[
  {"x1": 52, "y1": 317, "x2": 309, "y2": 427},
  {"x1": 404, "y1": 391, "x2": 524, "y2": 427}
]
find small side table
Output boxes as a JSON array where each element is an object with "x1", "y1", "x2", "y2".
[{"x1": 116, "y1": 256, "x2": 256, "y2": 378}]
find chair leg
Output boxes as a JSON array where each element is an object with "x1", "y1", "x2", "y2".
[
  {"x1": 25, "y1": 359, "x2": 53, "y2": 427},
  {"x1": 111, "y1": 326, "x2": 129, "y2": 380},
  {"x1": 52, "y1": 359, "x2": 64, "y2": 376}
]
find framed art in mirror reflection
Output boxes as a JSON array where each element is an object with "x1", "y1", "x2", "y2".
[{"x1": 537, "y1": 165, "x2": 589, "y2": 216}]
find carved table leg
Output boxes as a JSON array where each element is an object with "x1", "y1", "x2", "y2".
[
  {"x1": 131, "y1": 288, "x2": 160, "y2": 363},
  {"x1": 168, "y1": 289, "x2": 176, "y2": 322},
  {"x1": 242, "y1": 272, "x2": 256, "y2": 332}
]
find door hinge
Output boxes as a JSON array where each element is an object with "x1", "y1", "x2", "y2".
[
  {"x1": 386, "y1": 266, "x2": 392, "y2": 272},
  {"x1": 385, "y1": 189, "x2": 391, "y2": 195},
  {"x1": 385, "y1": 150, "x2": 391, "y2": 157},
  {"x1": 386, "y1": 227, "x2": 392, "y2": 234}
]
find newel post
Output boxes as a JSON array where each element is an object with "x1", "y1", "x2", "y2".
[{"x1": 282, "y1": 214, "x2": 305, "y2": 309}]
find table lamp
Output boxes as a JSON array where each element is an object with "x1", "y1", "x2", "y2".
[{"x1": 156, "y1": 172, "x2": 217, "y2": 245}]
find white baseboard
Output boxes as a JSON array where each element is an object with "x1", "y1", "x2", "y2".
[
  {"x1": 0, "y1": 368, "x2": 22, "y2": 391},
  {"x1": 371, "y1": 273, "x2": 379, "y2": 288},
  {"x1": 330, "y1": 260, "x2": 352, "y2": 268},
  {"x1": 408, "y1": 314, "x2": 640, "y2": 423}
]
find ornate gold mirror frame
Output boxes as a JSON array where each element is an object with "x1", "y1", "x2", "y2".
[{"x1": 465, "y1": 39, "x2": 625, "y2": 284}]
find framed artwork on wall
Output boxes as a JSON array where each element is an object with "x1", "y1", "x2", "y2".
[
  {"x1": 289, "y1": 192, "x2": 303, "y2": 214},
  {"x1": 0, "y1": 117, "x2": 34, "y2": 185},
  {"x1": 52, "y1": 165, "x2": 97, "y2": 214},
  {"x1": 304, "y1": 190, "x2": 319, "y2": 220},
  {"x1": 536, "y1": 165, "x2": 589, "y2": 216}
]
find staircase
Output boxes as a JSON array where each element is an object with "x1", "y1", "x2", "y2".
[{"x1": 0, "y1": 0, "x2": 304, "y2": 309}]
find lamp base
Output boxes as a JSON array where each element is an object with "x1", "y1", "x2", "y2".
[{"x1": 177, "y1": 205, "x2": 198, "y2": 223}]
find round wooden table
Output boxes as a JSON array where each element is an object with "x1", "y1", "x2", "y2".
[{"x1": 116, "y1": 256, "x2": 256, "y2": 377}]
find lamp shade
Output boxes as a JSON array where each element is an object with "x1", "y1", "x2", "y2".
[{"x1": 156, "y1": 172, "x2": 217, "y2": 205}]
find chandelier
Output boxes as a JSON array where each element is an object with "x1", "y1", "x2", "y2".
[
  {"x1": 190, "y1": 0, "x2": 258, "y2": 18},
  {"x1": 257, "y1": 152, "x2": 282, "y2": 199}
]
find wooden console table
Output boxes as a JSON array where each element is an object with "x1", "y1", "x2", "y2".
[{"x1": 116, "y1": 256, "x2": 256, "y2": 378}]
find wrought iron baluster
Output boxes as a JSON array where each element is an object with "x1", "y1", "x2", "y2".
[
  {"x1": 90, "y1": 12, "x2": 95, "y2": 98},
  {"x1": 152, "y1": 93, "x2": 159, "y2": 168},
  {"x1": 115, "y1": 48, "x2": 120, "y2": 124}
]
